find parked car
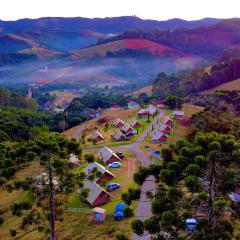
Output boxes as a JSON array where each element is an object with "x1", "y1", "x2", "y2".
[
  {"x1": 125, "y1": 130, "x2": 137, "y2": 137},
  {"x1": 107, "y1": 183, "x2": 120, "y2": 191},
  {"x1": 108, "y1": 162, "x2": 122, "y2": 168},
  {"x1": 116, "y1": 152, "x2": 124, "y2": 159}
]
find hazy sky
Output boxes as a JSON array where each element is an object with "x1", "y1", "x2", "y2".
[{"x1": 1, "y1": 0, "x2": 240, "y2": 21}]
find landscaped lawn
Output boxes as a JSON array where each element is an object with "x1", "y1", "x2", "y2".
[{"x1": 139, "y1": 104, "x2": 204, "y2": 154}]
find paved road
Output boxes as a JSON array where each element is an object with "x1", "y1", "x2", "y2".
[
  {"x1": 135, "y1": 111, "x2": 165, "y2": 144},
  {"x1": 78, "y1": 110, "x2": 165, "y2": 240}
]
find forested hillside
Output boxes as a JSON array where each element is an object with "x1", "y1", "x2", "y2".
[
  {"x1": 0, "y1": 88, "x2": 50, "y2": 141},
  {"x1": 99, "y1": 19, "x2": 240, "y2": 59},
  {"x1": 152, "y1": 48, "x2": 240, "y2": 97}
]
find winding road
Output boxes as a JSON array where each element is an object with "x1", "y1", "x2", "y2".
[{"x1": 80, "y1": 110, "x2": 165, "y2": 240}]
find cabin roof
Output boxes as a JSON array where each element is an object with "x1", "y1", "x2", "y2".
[
  {"x1": 92, "y1": 130, "x2": 104, "y2": 140},
  {"x1": 84, "y1": 162, "x2": 115, "y2": 178},
  {"x1": 98, "y1": 146, "x2": 121, "y2": 163},
  {"x1": 83, "y1": 180, "x2": 110, "y2": 205},
  {"x1": 121, "y1": 123, "x2": 134, "y2": 132}
]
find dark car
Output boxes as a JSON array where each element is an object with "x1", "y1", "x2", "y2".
[
  {"x1": 116, "y1": 152, "x2": 124, "y2": 159},
  {"x1": 125, "y1": 130, "x2": 137, "y2": 137},
  {"x1": 107, "y1": 183, "x2": 121, "y2": 191}
]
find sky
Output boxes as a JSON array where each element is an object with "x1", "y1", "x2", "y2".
[{"x1": 1, "y1": 0, "x2": 240, "y2": 21}]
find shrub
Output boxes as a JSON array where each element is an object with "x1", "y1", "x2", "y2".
[
  {"x1": 115, "y1": 231, "x2": 128, "y2": 240},
  {"x1": 131, "y1": 219, "x2": 144, "y2": 236},
  {"x1": 143, "y1": 217, "x2": 160, "y2": 234},
  {"x1": 0, "y1": 177, "x2": 6, "y2": 186},
  {"x1": 167, "y1": 187, "x2": 182, "y2": 201},
  {"x1": 161, "y1": 148, "x2": 173, "y2": 162},
  {"x1": 84, "y1": 153, "x2": 95, "y2": 163},
  {"x1": 133, "y1": 167, "x2": 148, "y2": 185},
  {"x1": 123, "y1": 206, "x2": 133, "y2": 218},
  {"x1": 161, "y1": 210, "x2": 178, "y2": 226},
  {"x1": 9, "y1": 229, "x2": 17, "y2": 237}
]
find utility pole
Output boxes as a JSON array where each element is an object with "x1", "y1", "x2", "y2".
[{"x1": 48, "y1": 161, "x2": 55, "y2": 240}]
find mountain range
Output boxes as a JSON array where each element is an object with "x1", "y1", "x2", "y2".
[{"x1": 1, "y1": 16, "x2": 240, "y2": 87}]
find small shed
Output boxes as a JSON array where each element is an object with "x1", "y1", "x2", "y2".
[
  {"x1": 157, "y1": 123, "x2": 171, "y2": 134},
  {"x1": 127, "y1": 101, "x2": 139, "y2": 109},
  {"x1": 84, "y1": 162, "x2": 115, "y2": 183},
  {"x1": 113, "y1": 130, "x2": 127, "y2": 141},
  {"x1": 129, "y1": 119, "x2": 141, "y2": 129},
  {"x1": 113, "y1": 118, "x2": 125, "y2": 128},
  {"x1": 121, "y1": 123, "x2": 134, "y2": 134},
  {"x1": 98, "y1": 146, "x2": 121, "y2": 165},
  {"x1": 185, "y1": 218, "x2": 197, "y2": 232},
  {"x1": 162, "y1": 116, "x2": 173, "y2": 127},
  {"x1": 92, "y1": 130, "x2": 104, "y2": 142},
  {"x1": 173, "y1": 110, "x2": 184, "y2": 120},
  {"x1": 82, "y1": 180, "x2": 111, "y2": 207},
  {"x1": 92, "y1": 207, "x2": 106, "y2": 222},
  {"x1": 151, "y1": 129, "x2": 168, "y2": 143},
  {"x1": 138, "y1": 105, "x2": 157, "y2": 118}
]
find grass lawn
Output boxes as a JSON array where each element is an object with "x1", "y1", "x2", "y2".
[
  {"x1": 57, "y1": 153, "x2": 139, "y2": 240},
  {"x1": 0, "y1": 150, "x2": 139, "y2": 240},
  {"x1": 63, "y1": 107, "x2": 154, "y2": 149},
  {"x1": 139, "y1": 105, "x2": 204, "y2": 154}
]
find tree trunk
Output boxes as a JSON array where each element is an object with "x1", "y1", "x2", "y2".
[
  {"x1": 49, "y1": 162, "x2": 55, "y2": 240},
  {"x1": 207, "y1": 158, "x2": 216, "y2": 227}
]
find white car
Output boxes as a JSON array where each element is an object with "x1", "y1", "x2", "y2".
[{"x1": 108, "y1": 162, "x2": 122, "y2": 168}]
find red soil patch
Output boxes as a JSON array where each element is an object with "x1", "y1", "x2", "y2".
[{"x1": 123, "y1": 39, "x2": 189, "y2": 57}]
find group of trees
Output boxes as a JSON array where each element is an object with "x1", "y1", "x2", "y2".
[
  {"x1": 152, "y1": 46, "x2": 240, "y2": 98},
  {"x1": 152, "y1": 72, "x2": 185, "y2": 98},
  {"x1": 0, "y1": 107, "x2": 50, "y2": 142},
  {"x1": 192, "y1": 90, "x2": 240, "y2": 137},
  {"x1": 0, "y1": 87, "x2": 51, "y2": 142},
  {"x1": 130, "y1": 91, "x2": 240, "y2": 239},
  {"x1": 131, "y1": 132, "x2": 240, "y2": 239},
  {"x1": 50, "y1": 89, "x2": 130, "y2": 132},
  {"x1": 0, "y1": 134, "x2": 83, "y2": 238}
]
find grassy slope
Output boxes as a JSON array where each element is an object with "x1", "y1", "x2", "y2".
[
  {"x1": 71, "y1": 38, "x2": 188, "y2": 59},
  {"x1": 63, "y1": 107, "x2": 140, "y2": 139},
  {"x1": 202, "y1": 78, "x2": 240, "y2": 93},
  {"x1": 127, "y1": 85, "x2": 153, "y2": 97},
  {"x1": 0, "y1": 161, "x2": 44, "y2": 240},
  {"x1": 0, "y1": 152, "x2": 139, "y2": 240}
]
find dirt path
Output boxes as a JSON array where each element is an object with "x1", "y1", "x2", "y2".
[{"x1": 74, "y1": 125, "x2": 86, "y2": 141}]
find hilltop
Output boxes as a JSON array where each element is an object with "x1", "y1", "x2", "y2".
[{"x1": 71, "y1": 39, "x2": 191, "y2": 58}]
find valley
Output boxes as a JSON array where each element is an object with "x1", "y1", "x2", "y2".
[{"x1": 1, "y1": 14, "x2": 240, "y2": 240}]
